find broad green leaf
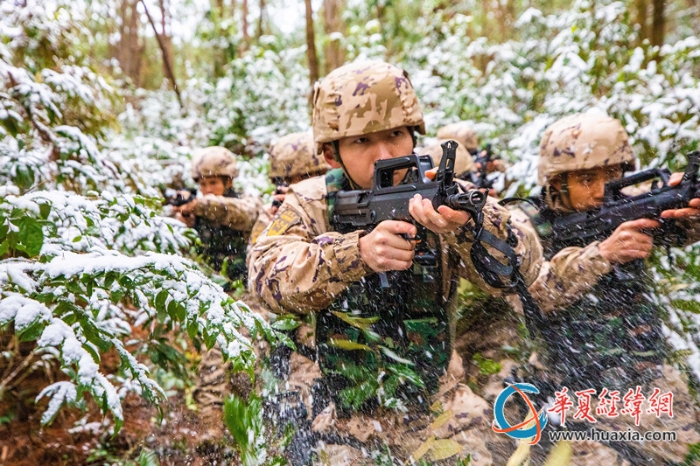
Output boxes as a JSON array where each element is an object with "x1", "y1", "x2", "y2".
[
  {"x1": 330, "y1": 311, "x2": 379, "y2": 331},
  {"x1": 17, "y1": 217, "x2": 44, "y2": 257},
  {"x1": 328, "y1": 338, "x2": 373, "y2": 351},
  {"x1": 155, "y1": 290, "x2": 168, "y2": 313},
  {"x1": 19, "y1": 320, "x2": 46, "y2": 342},
  {"x1": 0, "y1": 239, "x2": 11, "y2": 257},
  {"x1": 271, "y1": 315, "x2": 302, "y2": 331},
  {"x1": 39, "y1": 203, "x2": 51, "y2": 220},
  {"x1": 187, "y1": 319, "x2": 199, "y2": 341},
  {"x1": 14, "y1": 165, "x2": 34, "y2": 190}
]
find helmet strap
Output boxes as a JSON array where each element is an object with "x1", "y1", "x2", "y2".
[
  {"x1": 558, "y1": 173, "x2": 574, "y2": 210},
  {"x1": 331, "y1": 140, "x2": 361, "y2": 190},
  {"x1": 409, "y1": 127, "x2": 417, "y2": 148}
]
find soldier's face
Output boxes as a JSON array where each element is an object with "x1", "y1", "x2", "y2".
[
  {"x1": 326, "y1": 127, "x2": 414, "y2": 189},
  {"x1": 553, "y1": 164, "x2": 623, "y2": 211},
  {"x1": 198, "y1": 176, "x2": 232, "y2": 196}
]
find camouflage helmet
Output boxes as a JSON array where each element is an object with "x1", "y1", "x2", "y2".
[
  {"x1": 420, "y1": 140, "x2": 475, "y2": 176},
  {"x1": 312, "y1": 60, "x2": 426, "y2": 152},
  {"x1": 269, "y1": 131, "x2": 330, "y2": 180},
  {"x1": 436, "y1": 122, "x2": 479, "y2": 152},
  {"x1": 538, "y1": 113, "x2": 635, "y2": 186},
  {"x1": 191, "y1": 146, "x2": 239, "y2": 181}
]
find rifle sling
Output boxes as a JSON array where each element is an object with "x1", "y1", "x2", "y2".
[{"x1": 469, "y1": 225, "x2": 546, "y2": 332}]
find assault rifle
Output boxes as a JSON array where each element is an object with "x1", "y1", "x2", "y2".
[
  {"x1": 332, "y1": 141, "x2": 487, "y2": 239},
  {"x1": 332, "y1": 140, "x2": 546, "y2": 327},
  {"x1": 546, "y1": 151, "x2": 700, "y2": 247},
  {"x1": 164, "y1": 188, "x2": 196, "y2": 207},
  {"x1": 332, "y1": 141, "x2": 486, "y2": 285},
  {"x1": 472, "y1": 143, "x2": 498, "y2": 189}
]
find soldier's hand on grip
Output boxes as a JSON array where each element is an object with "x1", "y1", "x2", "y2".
[
  {"x1": 175, "y1": 197, "x2": 198, "y2": 217},
  {"x1": 598, "y1": 218, "x2": 660, "y2": 264},
  {"x1": 409, "y1": 193, "x2": 470, "y2": 234},
  {"x1": 174, "y1": 211, "x2": 196, "y2": 228},
  {"x1": 358, "y1": 220, "x2": 417, "y2": 272}
]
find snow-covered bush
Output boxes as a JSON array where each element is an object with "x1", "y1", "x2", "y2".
[
  {"x1": 399, "y1": 0, "x2": 700, "y2": 382},
  {"x1": 0, "y1": 4, "x2": 278, "y2": 434},
  {"x1": 199, "y1": 45, "x2": 311, "y2": 156}
]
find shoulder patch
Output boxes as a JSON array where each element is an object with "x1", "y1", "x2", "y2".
[{"x1": 267, "y1": 209, "x2": 302, "y2": 237}]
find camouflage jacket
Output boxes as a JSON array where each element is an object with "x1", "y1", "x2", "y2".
[
  {"x1": 248, "y1": 175, "x2": 542, "y2": 315},
  {"x1": 250, "y1": 206, "x2": 272, "y2": 248},
  {"x1": 193, "y1": 189, "x2": 262, "y2": 283},
  {"x1": 248, "y1": 173, "x2": 542, "y2": 409},
  {"x1": 524, "y1": 199, "x2": 700, "y2": 390}
]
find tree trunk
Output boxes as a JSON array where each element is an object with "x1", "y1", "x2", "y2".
[
  {"x1": 117, "y1": 0, "x2": 142, "y2": 86},
  {"x1": 635, "y1": 0, "x2": 649, "y2": 42},
  {"x1": 241, "y1": 0, "x2": 250, "y2": 52},
  {"x1": 257, "y1": 0, "x2": 265, "y2": 38},
  {"x1": 651, "y1": 0, "x2": 665, "y2": 48},
  {"x1": 689, "y1": 0, "x2": 700, "y2": 36},
  {"x1": 305, "y1": 0, "x2": 320, "y2": 86},
  {"x1": 322, "y1": 0, "x2": 346, "y2": 73},
  {"x1": 141, "y1": 0, "x2": 182, "y2": 107},
  {"x1": 158, "y1": 0, "x2": 174, "y2": 84}
]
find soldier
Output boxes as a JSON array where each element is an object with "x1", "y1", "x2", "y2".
[
  {"x1": 437, "y1": 122, "x2": 508, "y2": 196},
  {"x1": 437, "y1": 122, "x2": 480, "y2": 156},
  {"x1": 420, "y1": 140, "x2": 475, "y2": 180},
  {"x1": 173, "y1": 146, "x2": 262, "y2": 285},
  {"x1": 523, "y1": 113, "x2": 700, "y2": 464},
  {"x1": 248, "y1": 60, "x2": 544, "y2": 465},
  {"x1": 438, "y1": 122, "x2": 508, "y2": 175},
  {"x1": 172, "y1": 146, "x2": 263, "y2": 448},
  {"x1": 251, "y1": 131, "x2": 330, "y2": 246}
]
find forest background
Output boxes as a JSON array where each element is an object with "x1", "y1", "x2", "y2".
[{"x1": 1, "y1": 0, "x2": 700, "y2": 464}]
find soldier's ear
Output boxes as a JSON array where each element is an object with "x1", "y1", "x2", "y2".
[{"x1": 322, "y1": 143, "x2": 342, "y2": 169}]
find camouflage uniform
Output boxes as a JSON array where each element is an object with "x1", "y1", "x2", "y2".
[
  {"x1": 189, "y1": 146, "x2": 263, "y2": 283},
  {"x1": 194, "y1": 191, "x2": 261, "y2": 282},
  {"x1": 522, "y1": 113, "x2": 700, "y2": 465},
  {"x1": 437, "y1": 122, "x2": 508, "y2": 190},
  {"x1": 250, "y1": 131, "x2": 330, "y2": 246},
  {"x1": 249, "y1": 61, "x2": 544, "y2": 465},
  {"x1": 186, "y1": 147, "x2": 265, "y2": 446}
]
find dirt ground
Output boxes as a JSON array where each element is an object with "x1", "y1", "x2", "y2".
[{"x1": 0, "y1": 334, "x2": 237, "y2": 465}]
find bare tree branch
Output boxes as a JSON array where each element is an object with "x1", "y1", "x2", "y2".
[{"x1": 140, "y1": 0, "x2": 183, "y2": 108}]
